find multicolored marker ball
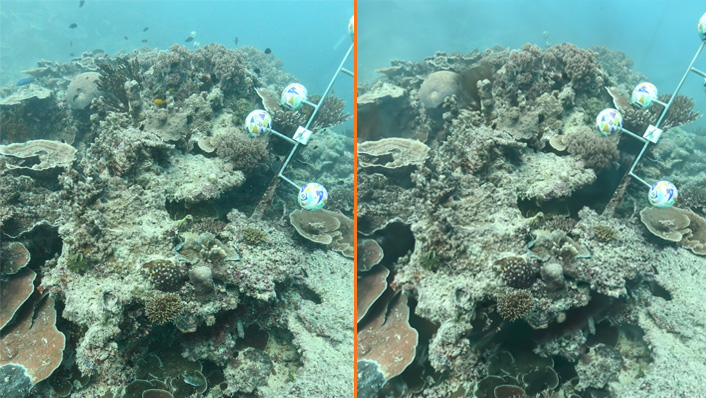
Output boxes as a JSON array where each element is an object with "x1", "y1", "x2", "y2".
[{"x1": 245, "y1": 109, "x2": 272, "y2": 138}]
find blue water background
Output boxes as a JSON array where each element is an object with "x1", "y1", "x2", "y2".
[
  {"x1": 359, "y1": 0, "x2": 706, "y2": 129},
  {"x1": 0, "y1": 0, "x2": 354, "y2": 126}
]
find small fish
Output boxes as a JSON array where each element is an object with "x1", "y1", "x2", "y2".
[
  {"x1": 141, "y1": 39, "x2": 148, "y2": 43},
  {"x1": 79, "y1": 0, "x2": 85, "y2": 7},
  {"x1": 153, "y1": 99, "x2": 165, "y2": 106},
  {"x1": 70, "y1": 52, "x2": 75, "y2": 57},
  {"x1": 185, "y1": 36, "x2": 194, "y2": 43},
  {"x1": 253, "y1": 68, "x2": 260, "y2": 75},
  {"x1": 69, "y1": 23, "x2": 78, "y2": 29},
  {"x1": 16, "y1": 77, "x2": 35, "y2": 86},
  {"x1": 234, "y1": 36, "x2": 239, "y2": 45},
  {"x1": 264, "y1": 48, "x2": 272, "y2": 54},
  {"x1": 301, "y1": 108, "x2": 309, "y2": 114},
  {"x1": 70, "y1": 40, "x2": 73, "y2": 46},
  {"x1": 124, "y1": 36, "x2": 128, "y2": 40},
  {"x1": 143, "y1": 27, "x2": 149, "y2": 32},
  {"x1": 330, "y1": 89, "x2": 334, "y2": 94},
  {"x1": 167, "y1": 88, "x2": 175, "y2": 93}
]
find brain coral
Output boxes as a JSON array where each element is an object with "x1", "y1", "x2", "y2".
[
  {"x1": 66, "y1": 72, "x2": 103, "y2": 110},
  {"x1": 418, "y1": 71, "x2": 461, "y2": 108}
]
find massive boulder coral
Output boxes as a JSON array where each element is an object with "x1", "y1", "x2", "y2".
[{"x1": 418, "y1": 71, "x2": 461, "y2": 108}]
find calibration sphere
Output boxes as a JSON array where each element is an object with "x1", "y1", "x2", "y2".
[
  {"x1": 244, "y1": 109, "x2": 272, "y2": 138},
  {"x1": 349, "y1": 15, "x2": 355, "y2": 40},
  {"x1": 595, "y1": 108, "x2": 623, "y2": 136},
  {"x1": 648, "y1": 180, "x2": 678, "y2": 208},
  {"x1": 699, "y1": 12, "x2": 706, "y2": 40},
  {"x1": 631, "y1": 82, "x2": 658, "y2": 109},
  {"x1": 298, "y1": 183, "x2": 328, "y2": 211},
  {"x1": 281, "y1": 83, "x2": 308, "y2": 111}
]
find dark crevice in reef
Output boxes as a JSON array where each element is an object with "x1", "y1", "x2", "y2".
[{"x1": 372, "y1": 221, "x2": 415, "y2": 268}]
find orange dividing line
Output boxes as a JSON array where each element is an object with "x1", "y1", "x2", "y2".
[{"x1": 353, "y1": 0, "x2": 359, "y2": 396}]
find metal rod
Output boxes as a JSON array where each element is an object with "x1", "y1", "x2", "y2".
[
  {"x1": 304, "y1": 43, "x2": 354, "y2": 130},
  {"x1": 268, "y1": 129, "x2": 297, "y2": 145},
  {"x1": 620, "y1": 128, "x2": 649, "y2": 144},
  {"x1": 655, "y1": 41, "x2": 706, "y2": 128},
  {"x1": 691, "y1": 67, "x2": 706, "y2": 78},
  {"x1": 628, "y1": 171, "x2": 651, "y2": 188},
  {"x1": 280, "y1": 175, "x2": 301, "y2": 190},
  {"x1": 303, "y1": 99, "x2": 318, "y2": 108},
  {"x1": 627, "y1": 141, "x2": 652, "y2": 188},
  {"x1": 277, "y1": 142, "x2": 302, "y2": 189},
  {"x1": 340, "y1": 67, "x2": 354, "y2": 77},
  {"x1": 277, "y1": 42, "x2": 354, "y2": 192}
]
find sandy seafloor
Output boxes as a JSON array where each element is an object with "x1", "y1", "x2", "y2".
[
  {"x1": 355, "y1": 42, "x2": 706, "y2": 398},
  {"x1": 0, "y1": 42, "x2": 354, "y2": 397}
]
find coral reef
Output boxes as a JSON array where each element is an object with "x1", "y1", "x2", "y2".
[
  {"x1": 357, "y1": 42, "x2": 706, "y2": 397},
  {"x1": 66, "y1": 72, "x2": 103, "y2": 110},
  {"x1": 418, "y1": 71, "x2": 461, "y2": 108},
  {"x1": 564, "y1": 125, "x2": 619, "y2": 171},
  {"x1": 143, "y1": 259, "x2": 183, "y2": 292},
  {"x1": 496, "y1": 290, "x2": 534, "y2": 321},
  {"x1": 640, "y1": 206, "x2": 706, "y2": 255},
  {"x1": 144, "y1": 293, "x2": 184, "y2": 324},
  {"x1": 0, "y1": 39, "x2": 352, "y2": 397},
  {"x1": 497, "y1": 256, "x2": 536, "y2": 289}
]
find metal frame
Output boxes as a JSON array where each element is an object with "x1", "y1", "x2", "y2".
[
  {"x1": 251, "y1": 41, "x2": 354, "y2": 219},
  {"x1": 619, "y1": 41, "x2": 705, "y2": 189}
]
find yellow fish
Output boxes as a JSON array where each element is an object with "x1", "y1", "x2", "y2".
[{"x1": 153, "y1": 99, "x2": 165, "y2": 105}]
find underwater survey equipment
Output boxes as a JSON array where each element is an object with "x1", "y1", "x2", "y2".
[
  {"x1": 246, "y1": 16, "x2": 354, "y2": 214},
  {"x1": 281, "y1": 83, "x2": 308, "y2": 110},
  {"x1": 245, "y1": 109, "x2": 273, "y2": 138},
  {"x1": 598, "y1": 11, "x2": 706, "y2": 209},
  {"x1": 298, "y1": 182, "x2": 328, "y2": 210}
]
